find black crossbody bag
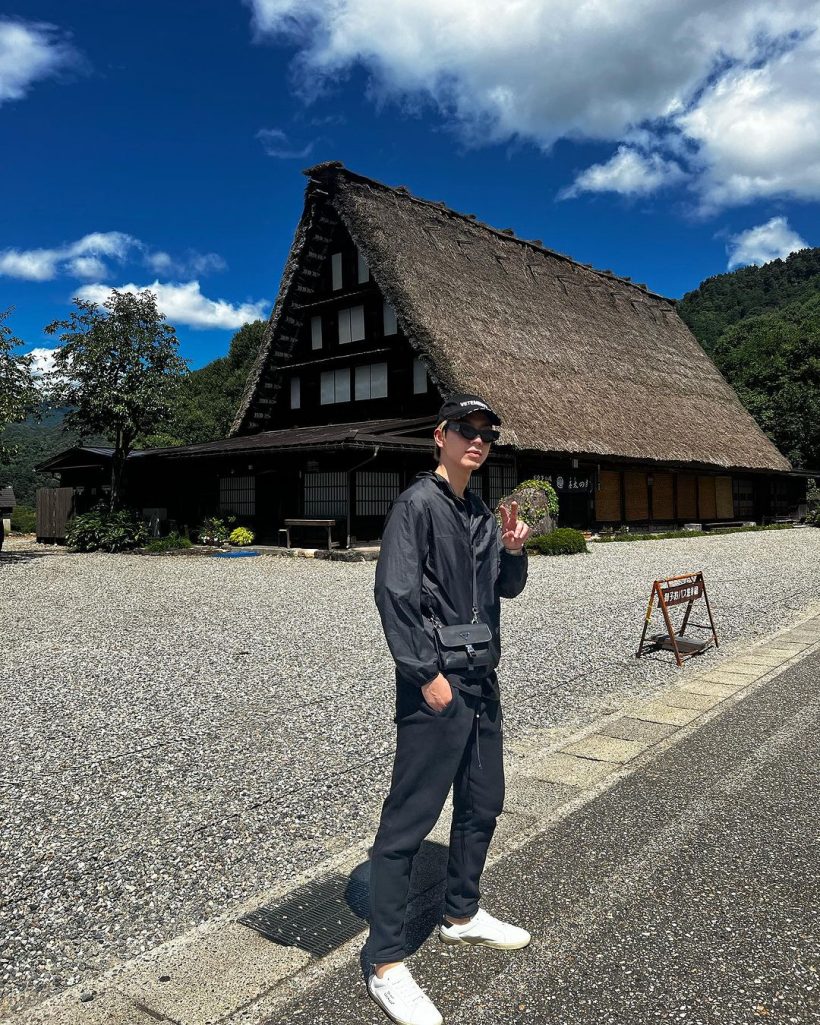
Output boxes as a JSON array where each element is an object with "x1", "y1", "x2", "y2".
[{"x1": 430, "y1": 524, "x2": 492, "y2": 673}]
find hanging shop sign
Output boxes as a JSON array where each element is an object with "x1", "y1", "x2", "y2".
[{"x1": 636, "y1": 571, "x2": 719, "y2": 667}]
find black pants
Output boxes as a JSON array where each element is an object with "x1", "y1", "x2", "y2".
[{"x1": 368, "y1": 683, "x2": 504, "y2": 965}]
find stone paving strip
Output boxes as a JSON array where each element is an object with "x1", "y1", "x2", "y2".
[{"x1": 9, "y1": 610, "x2": 820, "y2": 1025}]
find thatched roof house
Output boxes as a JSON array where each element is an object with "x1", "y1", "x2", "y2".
[
  {"x1": 37, "y1": 163, "x2": 802, "y2": 541},
  {"x1": 235, "y1": 162, "x2": 789, "y2": 475}
]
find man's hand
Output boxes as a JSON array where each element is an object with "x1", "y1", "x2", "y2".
[
  {"x1": 499, "y1": 500, "x2": 531, "y2": 552},
  {"x1": 422, "y1": 673, "x2": 453, "y2": 712}
]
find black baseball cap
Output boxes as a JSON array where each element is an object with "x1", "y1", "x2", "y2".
[{"x1": 437, "y1": 393, "x2": 502, "y2": 426}]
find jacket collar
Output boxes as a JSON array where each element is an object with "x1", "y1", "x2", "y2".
[{"x1": 417, "y1": 469, "x2": 475, "y2": 508}]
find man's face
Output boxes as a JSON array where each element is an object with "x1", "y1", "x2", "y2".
[{"x1": 436, "y1": 411, "x2": 493, "y2": 473}]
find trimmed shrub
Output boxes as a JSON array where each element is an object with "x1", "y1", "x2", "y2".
[
  {"x1": 10, "y1": 504, "x2": 36, "y2": 533},
  {"x1": 143, "y1": 533, "x2": 192, "y2": 553},
  {"x1": 527, "y1": 527, "x2": 588, "y2": 556},
  {"x1": 230, "y1": 526, "x2": 255, "y2": 546},
  {"x1": 498, "y1": 478, "x2": 559, "y2": 536},
  {"x1": 66, "y1": 508, "x2": 149, "y2": 553}
]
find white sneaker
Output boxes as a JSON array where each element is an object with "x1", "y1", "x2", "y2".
[
  {"x1": 439, "y1": 908, "x2": 531, "y2": 950},
  {"x1": 367, "y1": 963, "x2": 443, "y2": 1025}
]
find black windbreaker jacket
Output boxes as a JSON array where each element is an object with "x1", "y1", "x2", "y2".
[{"x1": 374, "y1": 471, "x2": 528, "y2": 698}]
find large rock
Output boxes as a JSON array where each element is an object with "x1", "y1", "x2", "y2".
[{"x1": 498, "y1": 480, "x2": 557, "y2": 536}]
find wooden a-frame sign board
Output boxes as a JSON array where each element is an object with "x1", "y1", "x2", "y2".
[{"x1": 636, "y1": 571, "x2": 719, "y2": 667}]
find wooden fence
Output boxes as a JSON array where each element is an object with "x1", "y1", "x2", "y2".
[{"x1": 36, "y1": 487, "x2": 75, "y2": 542}]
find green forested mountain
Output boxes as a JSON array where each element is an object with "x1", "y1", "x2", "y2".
[
  {"x1": 2, "y1": 407, "x2": 106, "y2": 504},
  {"x1": 677, "y1": 248, "x2": 820, "y2": 470}
]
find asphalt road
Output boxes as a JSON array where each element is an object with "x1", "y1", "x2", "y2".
[{"x1": 271, "y1": 647, "x2": 820, "y2": 1025}]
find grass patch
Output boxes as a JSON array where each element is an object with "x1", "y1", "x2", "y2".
[
  {"x1": 593, "y1": 524, "x2": 794, "y2": 543},
  {"x1": 143, "y1": 532, "x2": 192, "y2": 553}
]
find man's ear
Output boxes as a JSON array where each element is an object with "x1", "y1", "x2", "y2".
[{"x1": 433, "y1": 425, "x2": 446, "y2": 452}]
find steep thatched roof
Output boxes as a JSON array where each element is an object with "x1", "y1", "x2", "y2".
[{"x1": 234, "y1": 162, "x2": 790, "y2": 473}]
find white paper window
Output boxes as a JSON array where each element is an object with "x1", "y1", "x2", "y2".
[
  {"x1": 338, "y1": 305, "x2": 365, "y2": 344},
  {"x1": 311, "y1": 316, "x2": 322, "y2": 350},
  {"x1": 383, "y1": 300, "x2": 397, "y2": 336},
  {"x1": 320, "y1": 368, "x2": 351, "y2": 404},
  {"x1": 354, "y1": 362, "x2": 388, "y2": 400},
  {"x1": 357, "y1": 251, "x2": 369, "y2": 283},
  {"x1": 413, "y1": 358, "x2": 427, "y2": 394},
  {"x1": 331, "y1": 252, "x2": 343, "y2": 290},
  {"x1": 290, "y1": 376, "x2": 301, "y2": 409}
]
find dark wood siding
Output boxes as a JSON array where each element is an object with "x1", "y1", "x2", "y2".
[
  {"x1": 677, "y1": 475, "x2": 698, "y2": 520},
  {"x1": 652, "y1": 473, "x2": 675, "y2": 520}
]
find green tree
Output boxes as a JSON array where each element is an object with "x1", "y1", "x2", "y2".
[
  {"x1": 45, "y1": 289, "x2": 188, "y2": 509},
  {"x1": 0, "y1": 308, "x2": 39, "y2": 463}
]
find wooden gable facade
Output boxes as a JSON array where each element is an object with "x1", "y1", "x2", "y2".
[{"x1": 242, "y1": 215, "x2": 441, "y2": 432}]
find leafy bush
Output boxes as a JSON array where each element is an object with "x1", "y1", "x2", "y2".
[
  {"x1": 66, "y1": 508, "x2": 148, "y2": 552},
  {"x1": 527, "y1": 528, "x2": 588, "y2": 556},
  {"x1": 230, "y1": 526, "x2": 255, "y2": 546},
  {"x1": 10, "y1": 504, "x2": 36, "y2": 533},
  {"x1": 197, "y1": 515, "x2": 234, "y2": 545},
  {"x1": 143, "y1": 532, "x2": 192, "y2": 553}
]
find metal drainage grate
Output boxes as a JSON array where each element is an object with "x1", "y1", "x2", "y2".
[
  {"x1": 239, "y1": 872, "x2": 370, "y2": 957},
  {"x1": 649, "y1": 632, "x2": 711, "y2": 655}
]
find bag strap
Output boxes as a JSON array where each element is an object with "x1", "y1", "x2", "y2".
[{"x1": 469, "y1": 506, "x2": 479, "y2": 623}]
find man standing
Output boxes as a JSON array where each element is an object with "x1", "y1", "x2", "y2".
[{"x1": 369, "y1": 394, "x2": 531, "y2": 1025}]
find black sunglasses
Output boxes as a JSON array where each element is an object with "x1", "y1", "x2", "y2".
[{"x1": 446, "y1": 421, "x2": 499, "y2": 443}]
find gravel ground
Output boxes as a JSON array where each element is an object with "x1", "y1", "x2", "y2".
[{"x1": 1, "y1": 529, "x2": 819, "y2": 1014}]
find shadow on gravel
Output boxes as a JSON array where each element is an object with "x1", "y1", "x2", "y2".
[{"x1": 0, "y1": 550, "x2": 55, "y2": 565}]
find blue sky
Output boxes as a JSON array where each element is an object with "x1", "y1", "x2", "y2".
[{"x1": 3, "y1": 0, "x2": 819, "y2": 371}]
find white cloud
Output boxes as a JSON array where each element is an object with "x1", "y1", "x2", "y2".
[
  {"x1": 65, "y1": 256, "x2": 109, "y2": 279},
  {"x1": 75, "y1": 281, "x2": 269, "y2": 331},
  {"x1": 0, "y1": 18, "x2": 78, "y2": 105},
  {"x1": 678, "y1": 32, "x2": 820, "y2": 209},
  {"x1": 0, "y1": 232, "x2": 227, "y2": 282},
  {"x1": 26, "y1": 346, "x2": 58, "y2": 378},
  {"x1": 245, "y1": 0, "x2": 820, "y2": 208},
  {"x1": 257, "y1": 127, "x2": 315, "y2": 159},
  {"x1": 726, "y1": 217, "x2": 809, "y2": 269},
  {"x1": 144, "y1": 250, "x2": 227, "y2": 276},
  {"x1": 0, "y1": 232, "x2": 138, "y2": 281},
  {"x1": 0, "y1": 248, "x2": 58, "y2": 281},
  {"x1": 560, "y1": 146, "x2": 686, "y2": 199}
]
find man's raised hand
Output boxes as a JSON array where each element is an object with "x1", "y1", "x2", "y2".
[{"x1": 499, "y1": 500, "x2": 531, "y2": 552}]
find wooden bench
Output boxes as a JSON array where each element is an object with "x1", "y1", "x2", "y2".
[{"x1": 283, "y1": 518, "x2": 338, "y2": 550}]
